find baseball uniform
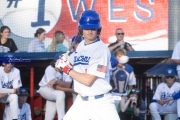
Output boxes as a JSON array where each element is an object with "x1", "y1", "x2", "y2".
[
  {"x1": 38, "y1": 65, "x2": 72, "y2": 120},
  {"x1": 63, "y1": 39, "x2": 120, "y2": 120},
  {"x1": 0, "y1": 66, "x2": 22, "y2": 119},
  {"x1": 3, "y1": 102, "x2": 31, "y2": 120},
  {"x1": 171, "y1": 40, "x2": 180, "y2": 78},
  {"x1": 149, "y1": 82, "x2": 180, "y2": 120}
]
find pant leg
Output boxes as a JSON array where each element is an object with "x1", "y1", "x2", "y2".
[
  {"x1": 6, "y1": 94, "x2": 18, "y2": 119},
  {"x1": 38, "y1": 86, "x2": 65, "y2": 120},
  {"x1": 45, "y1": 100, "x2": 56, "y2": 120},
  {"x1": 54, "y1": 90, "x2": 65, "y2": 120},
  {"x1": 177, "y1": 99, "x2": 180, "y2": 117},
  {"x1": 149, "y1": 102, "x2": 161, "y2": 120}
]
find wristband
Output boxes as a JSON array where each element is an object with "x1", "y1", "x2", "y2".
[{"x1": 63, "y1": 66, "x2": 73, "y2": 75}]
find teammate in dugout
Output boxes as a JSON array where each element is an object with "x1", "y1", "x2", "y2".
[
  {"x1": 0, "y1": 53, "x2": 22, "y2": 120},
  {"x1": 3, "y1": 87, "x2": 32, "y2": 120},
  {"x1": 38, "y1": 53, "x2": 75, "y2": 120},
  {"x1": 55, "y1": 10, "x2": 120, "y2": 120},
  {"x1": 149, "y1": 68, "x2": 180, "y2": 120}
]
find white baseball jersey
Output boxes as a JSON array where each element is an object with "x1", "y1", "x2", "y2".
[
  {"x1": 0, "y1": 66, "x2": 22, "y2": 89},
  {"x1": 39, "y1": 65, "x2": 72, "y2": 86},
  {"x1": 3, "y1": 103, "x2": 32, "y2": 120},
  {"x1": 72, "y1": 39, "x2": 112, "y2": 96},
  {"x1": 153, "y1": 82, "x2": 180, "y2": 105},
  {"x1": 171, "y1": 41, "x2": 180, "y2": 76}
]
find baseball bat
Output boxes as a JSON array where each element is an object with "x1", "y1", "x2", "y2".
[{"x1": 68, "y1": 30, "x2": 82, "y2": 53}]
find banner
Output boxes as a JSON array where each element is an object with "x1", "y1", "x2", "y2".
[{"x1": 0, "y1": 0, "x2": 168, "y2": 51}]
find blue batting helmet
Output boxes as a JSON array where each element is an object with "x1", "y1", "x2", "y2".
[{"x1": 79, "y1": 10, "x2": 101, "y2": 29}]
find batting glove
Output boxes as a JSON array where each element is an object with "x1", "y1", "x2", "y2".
[{"x1": 55, "y1": 53, "x2": 73, "y2": 74}]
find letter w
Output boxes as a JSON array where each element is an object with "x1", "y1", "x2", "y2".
[{"x1": 67, "y1": 0, "x2": 96, "y2": 22}]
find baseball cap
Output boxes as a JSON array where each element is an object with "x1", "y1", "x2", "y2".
[
  {"x1": 128, "y1": 88, "x2": 140, "y2": 95},
  {"x1": 54, "y1": 52, "x2": 64, "y2": 61},
  {"x1": 71, "y1": 35, "x2": 82, "y2": 44},
  {"x1": 18, "y1": 87, "x2": 29, "y2": 96},
  {"x1": 164, "y1": 68, "x2": 176, "y2": 76},
  {"x1": 115, "y1": 70, "x2": 127, "y2": 81}
]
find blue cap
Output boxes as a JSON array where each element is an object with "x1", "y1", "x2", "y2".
[
  {"x1": 71, "y1": 35, "x2": 82, "y2": 44},
  {"x1": 164, "y1": 68, "x2": 176, "y2": 76},
  {"x1": 115, "y1": 70, "x2": 127, "y2": 81},
  {"x1": 54, "y1": 52, "x2": 64, "y2": 60},
  {"x1": 18, "y1": 87, "x2": 29, "y2": 96}
]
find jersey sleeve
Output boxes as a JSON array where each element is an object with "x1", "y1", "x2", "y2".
[
  {"x1": 25, "y1": 103, "x2": 32, "y2": 120},
  {"x1": 152, "y1": 84, "x2": 162, "y2": 100},
  {"x1": 172, "y1": 41, "x2": 180, "y2": 59},
  {"x1": 12, "y1": 68, "x2": 22, "y2": 88},
  {"x1": 87, "y1": 47, "x2": 110, "y2": 78},
  {"x1": 45, "y1": 66, "x2": 57, "y2": 82},
  {"x1": 127, "y1": 71, "x2": 136, "y2": 86}
]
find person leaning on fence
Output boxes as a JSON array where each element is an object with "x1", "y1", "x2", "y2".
[
  {"x1": 27, "y1": 28, "x2": 46, "y2": 52},
  {"x1": 108, "y1": 28, "x2": 134, "y2": 53},
  {"x1": 149, "y1": 68, "x2": 180, "y2": 120},
  {"x1": 0, "y1": 25, "x2": 18, "y2": 52},
  {"x1": 46, "y1": 30, "x2": 68, "y2": 52}
]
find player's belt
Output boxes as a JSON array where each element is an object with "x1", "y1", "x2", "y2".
[{"x1": 81, "y1": 93, "x2": 106, "y2": 101}]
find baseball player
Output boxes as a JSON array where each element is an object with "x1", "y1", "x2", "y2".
[
  {"x1": 55, "y1": 10, "x2": 120, "y2": 120},
  {"x1": 112, "y1": 48, "x2": 136, "y2": 96},
  {"x1": 0, "y1": 53, "x2": 22, "y2": 120},
  {"x1": 38, "y1": 53, "x2": 74, "y2": 120},
  {"x1": 149, "y1": 68, "x2": 180, "y2": 120},
  {"x1": 3, "y1": 87, "x2": 32, "y2": 120}
]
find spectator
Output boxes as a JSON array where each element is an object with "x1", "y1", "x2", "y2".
[
  {"x1": 38, "y1": 53, "x2": 74, "y2": 120},
  {"x1": 108, "y1": 28, "x2": 134, "y2": 53},
  {"x1": 0, "y1": 53, "x2": 22, "y2": 120},
  {"x1": 119, "y1": 88, "x2": 144, "y2": 120},
  {"x1": 3, "y1": 87, "x2": 32, "y2": 120},
  {"x1": 149, "y1": 68, "x2": 180, "y2": 120},
  {"x1": 27, "y1": 28, "x2": 46, "y2": 52},
  {"x1": 47, "y1": 31, "x2": 68, "y2": 52},
  {"x1": 171, "y1": 40, "x2": 180, "y2": 78},
  {"x1": 0, "y1": 26, "x2": 18, "y2": 52}
]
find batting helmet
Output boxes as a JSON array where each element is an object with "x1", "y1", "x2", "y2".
[
  {"x1": 2, "y1": 53, "x2": 15, "y2": 64},
  {"x1": 79, "y1": 10, "x2": 101, "y2": 29},
  {"x1": 17, "y1": 87, "x2": 29, "y2": 96}
]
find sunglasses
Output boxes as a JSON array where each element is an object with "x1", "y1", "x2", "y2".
[
  {"x1": 116, "y1": 33, "x2": 124, "y2": 35},
  {"x1": 165, "y1": 76, "x2": 174, "y2": 79}
]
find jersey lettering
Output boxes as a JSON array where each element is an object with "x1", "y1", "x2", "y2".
[
  {"x1": 1, "y1": 76, "x2": 13, "y2": 88},
  {"x1": 74, "y1": 55, "x2": 90, "y2": 65}
]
